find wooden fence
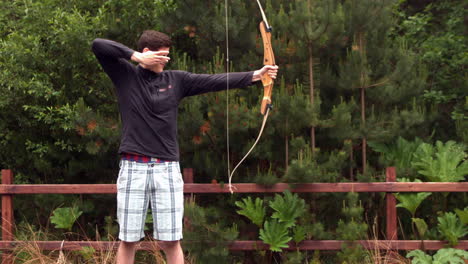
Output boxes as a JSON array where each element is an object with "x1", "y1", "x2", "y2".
[{"x1": 1, "y1": 168, "x2": 467, "y2": 263}]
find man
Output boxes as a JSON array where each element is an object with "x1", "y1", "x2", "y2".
[{"x1": 92, "y1": 30, "x2": 278, "y2": 264}]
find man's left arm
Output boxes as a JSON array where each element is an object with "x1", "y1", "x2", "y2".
[{"x1": 180, "y1": 65, "x2": 278, "y2": 97}]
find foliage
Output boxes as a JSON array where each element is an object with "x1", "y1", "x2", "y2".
[
  {"x1": 368, "y1": 136, "x2": 424, "y2": 178},
  {"x1": 78, "y1": 246, "x2": 96, "y2": 262},
  {"x1": 407, "y1": 248, "x2": 468, "y2": 264},
  {"x1": 235, "y1": 191, "x2": 310, "y2": 256},
  {"x1": 412, "y1": 218, "x2": 428, "y2": 238},
  {"x1": 395, "y1": 191, "x2": 432, "y2": 217},
  {"x1": 336, "y1": 192, "x2": 368, "y2": 263},
  {"x1": 183, "y1": 199, "x2": 239, "y2": 263},
  {"x1": 411, "y1": 140, "x2": 467, "y2": 182},
  {"x1": 454, "y1": 207, "x2": 468, "y2": 225},
  {"x1": 269, "y1": 190, "x2": 306, "y2": 228},
  {"x1": 259, "y1": 220, "x2": 292, "y2": 252},
  {"x1": 292, "y1": 225, "x2": 306, "y2": 244},
  {"x1": 437, "y1": 212, "x2": 468, "y2": 247},
  {"x1": 50, "y1": 206, "x2": 83, "y2": 232},
  {"x1": 235, "y1": 197, "x2": 265, "y2": 228},
  {"x1": 284, "y1": 146, "x2": 348, "y2": 183}
]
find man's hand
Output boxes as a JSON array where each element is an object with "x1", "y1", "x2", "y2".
[
  {"x1": 131, "y1": 50, "x2": 170, "y2": 67},
  {"x1": 252, "y1": 65, "x2": 278, "y2": 82}
]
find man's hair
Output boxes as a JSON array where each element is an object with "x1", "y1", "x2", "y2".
[{"x1": 137, "y1": 30, "x2": 172, "y2": 52}]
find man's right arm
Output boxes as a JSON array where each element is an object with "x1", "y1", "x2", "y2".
[{"x1": 91, "y1": 38, "x2": 135, "y2": 83}]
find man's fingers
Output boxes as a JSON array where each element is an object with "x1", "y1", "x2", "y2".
[
  {"x1": 157, "y1": 56, "x2": 171, "y2": 61},
  {"x1": 264, "y1": 65, "x2": 278, "y2": 79},
  {"x1": 156, "y1": 50, "x2": 170, "y2": 56}
]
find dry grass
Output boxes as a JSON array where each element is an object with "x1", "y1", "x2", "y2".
[
  {"x1": 13, "y1": 240, "x2": 67, "y2": 264},
  {"x1": 10, "y1": 223, "x2": 198, "y2": 263},
  {"x1": 362, "y1": 216, "x2": 410, "y2": 264},
  {"x1": 12, "y1": 239, "x2": 118, "y2": 264},
  {"x1": 9, "y1": 217, "x2": 418, "y2": 264}
]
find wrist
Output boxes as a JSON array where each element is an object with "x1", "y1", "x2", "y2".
[
  {"x1": 252, "y1": 70, "x2": 262, "y2": 82},
  {"x1": 131, "y1": 52, "x2": 142, "y2": 63}
]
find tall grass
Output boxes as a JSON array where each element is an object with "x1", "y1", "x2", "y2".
[
  {"x1": 362, "y1": 216, "x2": 410, "y2": 264},
  {"x1": 10, "y1": 223, "x2": 184, "y2": 264}
]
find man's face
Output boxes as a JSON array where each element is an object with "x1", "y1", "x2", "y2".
[
  {"x1": 143, "y1": 46, "x2": 170, "y2": 73},
  {"x1": 156, "y1": 47, "x2": 170, "y2": 68}
]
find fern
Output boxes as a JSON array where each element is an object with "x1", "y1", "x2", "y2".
[
  {"x1": 235, "y1": 197, "x2": 265, "y2": 227},
  {"x1": 454, "y1": 207, "x2": 468, "y2": 225},
  {"x1": 50, "y1": 206, "x2": 82, "y2": 231},
  {"x1": 407, "y1": 250, "x2": 433, "y2": 264},
  {"x1": 292, "y1": 225, "x2": 306, "y2": 243},
  {"x1": 412, "y1": 218, "x2": 428, "y2": 237},
  {"x1": 412, "y1": 140, "x2": 468, "y2": 182},
  {"x1": 269, "y1": 190, "x2": 306, "y2": 228},
  {"x1": 432, "y1": 248, "x2": 468, "y2": 264},
  {"x1": 437, "y1": 212, "x2": 468, "y2": 247},
  {"x1": 407, "y1": 248, "x2": 468, "y2": 264},
  {"x1": 368, "y1": 136, "x2": 423, "y2": 169},
  {"x1": 259, "y1": 220, "x2": 291, "y2": 252},
  {"x1": 395, "y1": 192, "x2": 432, "y2": 216}
]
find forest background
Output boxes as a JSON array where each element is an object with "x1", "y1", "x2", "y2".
[{"x1": 0, "y1": 0, "x2": 466, "y2": 263}]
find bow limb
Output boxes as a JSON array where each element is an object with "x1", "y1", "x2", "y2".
[{"x1": 259, "y1": 21, "x2": 276, "y2": 115}]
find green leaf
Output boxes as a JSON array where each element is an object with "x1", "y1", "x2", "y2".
[
  {"x1": 408, "y1": 248, "x2": 468, "y2": 264},
  {"x1": 259, "y1": 220, "x2": 292, "y2": 252},
  {"x1": 50, "y1": 206, "x2": 83, "y2": 231},
  {"x1": 412, "y1": 218, "x2": 428, "y2": 237},
  {"x1": 454, "y1": 208, "x2": 468, "y2": 225},
  {"x1": 412, "y1": 141, "x2": 468, "y2": 182},
  {"x1": 292, "y1": 225, "x2": 306, "y2": 244},
  {"x1": 269, "y1": 190, "x2": 306, "y2": 228},
  {"x1": 437, "y1": 212, "x2": 468, "y2": 247},
  {"x1": 368, "y1": 137, "x2": 423, "y2": 169},
  {"x1": 78, "y1": 246, "x2": 95, "y2": 261},
  {"x1": 235, "y1": 197, "x2": 265, "y2": 227},
  {"x1": 432, "y1": 248, "x2": 468, "y2": 264},
  {"x1": 395, "y1": 192, "x2": 432, "y2": 216},
  {"x1": 407, "y1": 249, "x2": 433, "y2": 264}
]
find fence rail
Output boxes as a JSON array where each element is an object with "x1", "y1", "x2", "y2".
[
  {"x1": 1, "y1": 240, "x2": 468, "y2": 251},
  {"x1": 1, "y1": 168, "x2": 468, "y2": 263},
  {"x1": 0, "y1": 182, "x2": 466, "y2": 194}
]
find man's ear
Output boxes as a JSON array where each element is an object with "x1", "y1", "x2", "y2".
[{"x1": 142, "y1": 47, "x2": 150, "y2": 53}]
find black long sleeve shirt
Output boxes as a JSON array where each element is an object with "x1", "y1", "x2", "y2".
[{"x1": 92, "y1": 38, "x2": 255, "y2": 161}]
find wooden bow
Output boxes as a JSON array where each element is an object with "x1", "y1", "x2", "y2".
[
  {"x1": 228, "y1": 0, "x2": 276, "y2": 193},
  {"x1": 259, "y1": 20, "x2": 276, "y2": 115}
]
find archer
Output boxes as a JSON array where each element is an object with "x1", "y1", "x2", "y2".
[{"x1": 92, "y1": 30, "x2": 277, "y2": 264}]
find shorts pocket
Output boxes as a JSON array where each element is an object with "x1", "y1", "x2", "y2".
[{"x1": 117, "y1": 162, "x2": 128, "y2": 190}]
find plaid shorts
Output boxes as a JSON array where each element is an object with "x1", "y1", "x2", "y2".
[{"x1": 117, "y1": 158, "x2": 184, "y2": 242}]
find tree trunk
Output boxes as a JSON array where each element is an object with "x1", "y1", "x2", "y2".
[
  {"x1": 361, "y1": 86, "x2": 367, "y2": 175},
  {"x1": 285, "y1": 118, "x2": 289, "y2": 171},
  {"x1": 359, "y1": 32, "x2": 367, "y2": 175},
  {"x1": 307, "y1": 0, "x2": 316, "y2": 155},
  {"x1": 308, "y1": 42, "x2": 316, "y2": 155},
  {"x1": 349, "y1": 140, "x2": 354, "y2": 181}
]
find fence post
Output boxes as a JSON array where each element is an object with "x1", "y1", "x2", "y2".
[
  {"x1": 182, "y1": 168, "x2": 194, "y2": 184},
  {"x1": 1, "y1": 169, "x2": 14, "y2": 264},
  {"x1": 386, "y1": 167, "x2": 397, "y2": 240}
]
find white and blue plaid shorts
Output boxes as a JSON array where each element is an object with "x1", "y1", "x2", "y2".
[{"x1": 117, "y1": 159, "x2": 184, "y2": 242}]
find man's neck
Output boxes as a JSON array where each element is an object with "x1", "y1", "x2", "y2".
[{"x1": 139, "y1": 63, "x2": 163, "y2": 73}]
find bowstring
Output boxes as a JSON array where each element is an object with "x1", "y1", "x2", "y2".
[
  {"x1": 228, "y1": 107, "x2": 270, "y2": 193},
  {"x1": 225, "y1": 0, "x2": 231, "y2": 183}
]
